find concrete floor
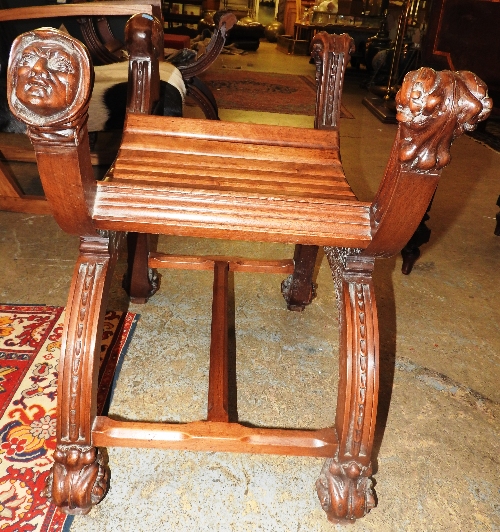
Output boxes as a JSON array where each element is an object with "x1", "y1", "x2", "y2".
[{"x1": 0, "y1": 42, "x2": 499, "y2": 531}]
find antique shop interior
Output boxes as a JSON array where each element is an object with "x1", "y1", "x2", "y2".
[{"x1": 0, "y1": 0, "x2": 499, "y2": 530}]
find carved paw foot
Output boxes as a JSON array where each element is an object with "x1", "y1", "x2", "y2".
[
  {"x1": 122, "y1": 266, "x2": 160, "y2": 304},
  {"x1": 316, "y1": 458, "x2": 376, "y2": 524},
  {"x1": 281, "y1": 274, "x2": 317, "y2": 312},
  {"x1": 45, "y1": 445, "x2": 110, "y2": 515}
]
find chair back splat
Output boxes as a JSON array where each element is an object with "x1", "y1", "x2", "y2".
[{"x1": 7, "y1": 13, "x2": 492, "y2": 523}]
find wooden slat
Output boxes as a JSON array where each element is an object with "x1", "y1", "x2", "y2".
[
  {"x1": 112, "y1": 153, "x2": 351, "y2": 196},
  {"x1": 96, "y1": 111, "x2": 370, "y2": 246},
  {"x1": 111, "y1": 175, "x2": 354, "y2": 200},
  {"x1": 148, "y1": 253, "x2": 295, "y2": 273},
  {"x1": 94, "y1": 183, "x2": 372, "y2": 247},
  {"x1": 207, "y1": 262, "x2": 230, "y2": 423},
  {"x1": 121, "y1": 133, "x2": 338, "y2": 167},
  {"x1": 115, "y1": 148, "x2": 344, "y2": 177},
  {"x1": 124, "y1": 114, "x2": 340, "y2": 151},
  {"x1": 92, "y1": 417, "x2": 339, "y2": 457}
]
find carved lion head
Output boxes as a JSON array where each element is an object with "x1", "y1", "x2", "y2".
[{"x1": 395, "y1": 67, "x2": 492, "y2": 171}]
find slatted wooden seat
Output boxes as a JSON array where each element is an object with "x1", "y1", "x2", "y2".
[
  {"x1": 7, "y1": 12, "x2": 492, "y2": 524},
  {"x1": 96, "y1": 115, "x2": 371, "y2": 245}
]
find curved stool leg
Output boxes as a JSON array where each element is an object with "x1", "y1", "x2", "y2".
[
  {"x1": 400, "y1": 211, "x2": 431, "y2": 274},
  {"x1": 281, "y1": 244, "x2": 318, "y2": 311},
  {"x1": 316, "y1": 248, "x2": 378, "y2": 523},
  {"x1": 122, "y1": 232, "x2": 159, "y2": 304},
  {"x1": 47, "y1": 233, "x2": 122, "y2": 515}
]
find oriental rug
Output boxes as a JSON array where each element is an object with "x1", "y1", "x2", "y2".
[
  {"x1": 195, "y1": 69, "x2": 354, "y2": 118},
  {"x1": 0, "y1": 305, "x2": 138, "y2": 531}
]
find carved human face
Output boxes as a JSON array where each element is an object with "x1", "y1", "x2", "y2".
[{"x1": 15, "y1": 44, "x2": 79, "y2": 116}]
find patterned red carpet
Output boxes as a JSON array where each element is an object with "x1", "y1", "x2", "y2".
[
  {"x1": 0, "y1": 305, "x2": 137, "y2": 531},
  {"x1": 196, "y1": 69, "x2": 354, "y2": 118}
]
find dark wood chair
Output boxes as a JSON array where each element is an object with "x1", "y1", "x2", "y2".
[
  {"x1": 7, "y1": 14, "x2": 491, "y2": 523},
  {"x1": 0, "y1": 3, "x2": 235, "y2": 215}
]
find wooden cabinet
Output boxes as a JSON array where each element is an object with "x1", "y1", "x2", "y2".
[
  {"x1": 421, "y1": 0, "x2": 500, "y2": 104},
  {"x1": 163, "y1": 0, "x2": 204, "y2": 35}
]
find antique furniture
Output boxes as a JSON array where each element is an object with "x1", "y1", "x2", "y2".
[
  {"x1": 0, "y1": 4, "x2": 235, "y2": 215},
  {"x1": 7, "y1": 14, "x2": 491, "y2": 523}
]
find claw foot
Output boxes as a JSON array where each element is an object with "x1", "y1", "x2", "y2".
[
  {"x1": 316, "y1": 458, "x2": 376, "y2": 523},
  {"x1": 45, "y1": 445, "x2": 110, "y2": 515},
  {"x1": 281, "y1": 274, "x2": 317, "y2": 311}
]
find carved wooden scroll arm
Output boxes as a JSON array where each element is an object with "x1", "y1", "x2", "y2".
[
  {"x1": 361, "y1": 67, "x2": 492, "y2": 259},
  {"x1": 122, "y1": 13, "x2": 163, "y2": 301},
  {"x1": 185, "y1": 75, "x2": 221, "y2": 120},
  {"x1": 177, "y1": 12, "x2": 236, "y2": 122},
  {"x1": 124, "y1": 13, "x2": 162, "y2": 115},
  {"x1": 77, "y1": 15, "x2": 127, "y2": 65},
  {"x1": 7, "y1": 28, "x2": 121, "y2": 514},
  {"x1": 314, "y1": 66, "x2": 491, "y2": 525},
  {"x1": 311, "y1": 32, "x2": 355, "y2": 131},
  {"x1": 75, "y1": 2, "x2": 163, "y2": 66},
  {"x1": 177, "y1": 12, "x2": 237, "y2": 80},
  {"x1": 7, "y1": 27, "x2": 96, "y2": 236}
]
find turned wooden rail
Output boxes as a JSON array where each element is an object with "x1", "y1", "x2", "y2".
[{"x1": 7, "y1": 14, "x2": 492, "y2": 524}]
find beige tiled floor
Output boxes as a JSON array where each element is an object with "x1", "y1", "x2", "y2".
[{"x1": 0, "y1": 42, "x2": 499, "y2": 531}]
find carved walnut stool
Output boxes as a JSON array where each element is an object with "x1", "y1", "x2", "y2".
[{"x1": 7, "y1": 14, "x2": 492, "y2": 524}]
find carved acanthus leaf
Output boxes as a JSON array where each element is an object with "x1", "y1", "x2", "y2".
[
  {"x1": 324, "y1": 246, "x2": 361, "y2": 310},
  {"x1": 46, "y1": 444, "x2": 109, "y2": 515}
]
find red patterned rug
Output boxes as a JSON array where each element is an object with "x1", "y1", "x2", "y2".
[
  {"x1": 195, "y1": 69, "x2": 354, "y2": 118},
  {"x1": 0, "y1": 305, "x2": 138, "y2": 531}
]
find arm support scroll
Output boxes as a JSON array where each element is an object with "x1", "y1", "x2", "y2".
[
  {"x1": 125, "y1": 13, "x2": 163, "y2": 115},
  {"x1": 362, "y1": 67, "x2": 492, "y2": 258},
  {"x1": 177, "y1": 12, "x2": 237, "y2": 80},
  {"x1": 312, "y1": 32, "x2": 355, "y2": 130},
  {"x1": 7, "y1": 28, "x2": 97, "y2": 235}
]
